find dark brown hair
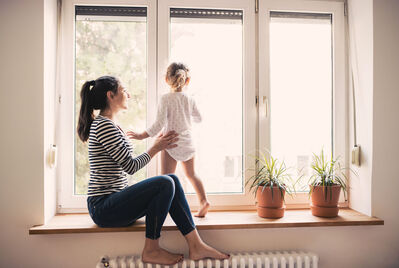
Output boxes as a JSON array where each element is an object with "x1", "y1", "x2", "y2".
[{"x1": 77, "y1": 76, "x2": 119, "y2": 142}]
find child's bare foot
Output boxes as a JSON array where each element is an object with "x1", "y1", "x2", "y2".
[
  {"x1": 142, "y1": 248, "x2": 184, "y2": 265},
  {"x1": 189, "y1": 242, "x2": 229, "y2": 261},
  {"x1": 195, "y1": 201, "x2": 210, "y2": 217}
]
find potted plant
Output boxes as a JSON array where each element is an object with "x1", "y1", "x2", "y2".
[
  {"x1": 246, "y1": 152, "x2": 294, "y2": 218},
  {"x1": 308, "y1": 150, "x2": 349, "y2": 218}
]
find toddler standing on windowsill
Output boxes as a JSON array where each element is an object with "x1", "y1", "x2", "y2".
[{"x1": 128, "y1": 62, "x2": 210, "y2": 217}]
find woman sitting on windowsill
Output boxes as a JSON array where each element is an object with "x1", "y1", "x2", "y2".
[{"x1": 77, "y1": 75, "x2": 229, "y2": 265}]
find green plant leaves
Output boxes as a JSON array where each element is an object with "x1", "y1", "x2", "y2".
[
  {"x1": 246, "y1": 151, "x2": 296, "y2": 200},
  {"x1": 308, "y1": 149, "x2": 353, "y2": 201}
]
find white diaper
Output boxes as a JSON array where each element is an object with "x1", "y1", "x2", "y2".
[{"x1": 165, "y1": 130, "x2": 195, "y2": 161}]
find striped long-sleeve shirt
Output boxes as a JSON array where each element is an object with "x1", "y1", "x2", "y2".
[{"x1": 87, "y1": 115, "x2": 151, "y2": 197}]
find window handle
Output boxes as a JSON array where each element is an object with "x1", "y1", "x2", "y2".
[{"x1": 262, "y1": 96, "x2": 269, "y2": 118}]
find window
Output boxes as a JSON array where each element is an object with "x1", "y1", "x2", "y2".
[
  {"x1": 269, "y1": 12, "x2": 333, "y2": 191},
  {"x1": 74, "y1": 6, "x2": 148, "y2": 195},
  {"x1": 58, "y1": 0, "x2": 345, "y2": 211},
  {"x1": 169, "y1": 8, "x2": 244, "y2": 194},
  {"x1": 157, "y1": 0, "x2": 256, "y2": 208},
  {"x1": 258, "y1": 1, "x2": 346, "y2": 205},
  {"x1": 58, "y1": 0, "x2": 157, "y2": 210}
]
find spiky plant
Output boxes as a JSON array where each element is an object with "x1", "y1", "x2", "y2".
[
  {"x1": 246, "y1": 151, "x2": 294, "y2": 201},
  {"x1": 308, "y1": 150, "x2": 349, "y2": 201}
]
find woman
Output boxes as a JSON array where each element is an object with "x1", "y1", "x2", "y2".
[{"x1": 77, "y1": 75, "x2": 229, "y2": 265}]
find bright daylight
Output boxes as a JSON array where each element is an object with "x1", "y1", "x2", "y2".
[
  {"x1": 270, "y1": 15, "x2": 332, "y2": 191},
  {"x1": 170, "y1": 17, "x2": 243, "y2": 194}
]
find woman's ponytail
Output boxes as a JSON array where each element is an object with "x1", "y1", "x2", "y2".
[
  {"x1": 77, "y1": 76, "x2": 119, "y2": 142},
  {"x1": 77, "y1": 80, "x2": 95, "y2": 142}
]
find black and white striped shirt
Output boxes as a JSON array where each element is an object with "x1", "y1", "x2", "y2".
[{"x1": 87, "y1": 115, "x2": 151, "y2": 197}]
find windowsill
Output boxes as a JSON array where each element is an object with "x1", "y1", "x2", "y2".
[{"x1": 29, "y1": 208, "x2": 383, "y2": 235}]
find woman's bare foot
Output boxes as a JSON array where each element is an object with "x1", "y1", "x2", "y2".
[
  {"x1": 142, "y1": 238, "x2": 184, "y2": 265},
  {"x1": 195, "y1": 201, "x2": 210, "y2": 218},
  {"x1": 185, "y1": 229, "x2": 229, "y2": 260},
  {"x1": 142, "y1": 248, "x2": 184, "y2": 265},
  {"x1": 189, "y1": 242, "x2": 229, "y2": 261}
]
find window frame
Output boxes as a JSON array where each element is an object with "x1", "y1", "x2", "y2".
[
  {"x1": 258, "y1": 0, "x2": 347, "y2": 206},
  {"x1": 57, "y1": 0, "x2": 347, "y2": 212},
  {"x1": 57, "y1": 0, "x2": 157, "y2": 212},
  {"x1": 157, "y1": 0, "x2": 257, "y2": 210}
]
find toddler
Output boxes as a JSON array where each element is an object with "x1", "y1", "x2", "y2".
[{"x1": 128, "y1": 62, "x2": 209, "y2": 217}]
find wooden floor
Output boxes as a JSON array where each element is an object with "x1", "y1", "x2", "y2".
[{"x1": 29, "y1": 208, "x2": 383, "y2": 235}]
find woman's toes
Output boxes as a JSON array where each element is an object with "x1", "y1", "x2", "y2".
[
  {"x1": 142, "y1": 248, "x2": 184, "y2": 265},
  {"x1": 189, "y1": 244, "x2": 229, "y2": 261}
]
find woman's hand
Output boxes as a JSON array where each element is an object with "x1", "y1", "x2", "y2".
[
  {"x1": 127, "y1": 131, "x2": 149, "y2": 140},
  {"x1": 147, "y1": 131, "x2": 179, "y2": 158}
]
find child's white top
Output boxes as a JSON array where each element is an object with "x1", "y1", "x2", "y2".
[{"x1": 146, "y1": 92, "x2": 202, "y2": 161}]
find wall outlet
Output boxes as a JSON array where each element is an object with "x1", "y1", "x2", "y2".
[{"x1": 351, "y1": 145, "x2": 361, "y2": 166}]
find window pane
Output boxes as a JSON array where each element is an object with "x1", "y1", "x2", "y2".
[
  {"x1": 269, "y1": 13, "x2": 332, "y2": 191},
  {"x1": 170, "y1": 11, "x2": 243, "y2": 194},
  {"x1": 75, "y1": 12, "x2": 147, "y2": 195}
]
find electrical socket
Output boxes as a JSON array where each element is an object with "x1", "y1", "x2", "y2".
[{"x1": 351, "y1": 145, "x2": 361, "y2": 166}]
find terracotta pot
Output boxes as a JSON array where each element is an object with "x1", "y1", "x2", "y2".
[
  {"x1": 256, "y1": 186, "x2": 285, "y2": 218},
  {"x1": 310, "y1": 185, "x2": 341, "y2": 217}
]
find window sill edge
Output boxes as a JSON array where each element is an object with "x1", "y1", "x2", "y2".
[{"x1": 29, "y1": 208, "x2": 384, "y2": 235}]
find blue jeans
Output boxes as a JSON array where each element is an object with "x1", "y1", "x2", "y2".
[{"x1": 87, "y1": 174, "x2": 196, "y2": 239}]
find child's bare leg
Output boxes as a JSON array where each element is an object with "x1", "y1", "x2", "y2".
[
  {"x1": 142, "y1": 238, "x2": 184, "y2": 265},
  {"x1": 161, "y1": 150, "x2": 177, "y2": 174},
  {"x1": 182, "y1": 157, "x2": 210, "y2": 217},
  {"x1": 184, "y1": 229, "x2": 229, "y2": 260}
]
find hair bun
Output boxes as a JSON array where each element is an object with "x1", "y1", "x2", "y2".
[
  {"x1": 176, "y1": 69, "x2": 186, "y2": 79},
  {"x1": 166, "y1": 63, "x2": 190, "y2": 92}
]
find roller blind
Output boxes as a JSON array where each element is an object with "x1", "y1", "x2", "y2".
[
  {"x1": 75, "y1": 6, "x2": 147, "y2": 17},
  {"x1": 270, "y1": 11, "x2": 331, "y2": 21},
  {"x1": 170, "y1": 8, "x2": 242, "y2": 20}
]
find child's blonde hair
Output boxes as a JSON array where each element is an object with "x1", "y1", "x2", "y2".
[{"x1": 166, "y1": 62, "x2": 190, "y2": 92}]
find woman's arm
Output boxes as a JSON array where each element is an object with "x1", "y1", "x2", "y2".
[
  {"x1": 95, "y1": 120, "x2": 151, "y2": 175},
  {"x1": 96, "y1": 120, "x2": 178, "y2": 174}
]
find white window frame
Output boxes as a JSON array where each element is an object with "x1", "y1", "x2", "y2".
[
  {"x1": 57, "y1": 0, "x2": 157, "y2": 212},
  {"x1": 258, "y1": 0, "x2": 347, "y2": 207},
  {"x1": 157, "y1": 0, "x2": 257, "y2": 210},
  {"x1": 57, "y1": 0, "x2": 346, "y2": 212}
]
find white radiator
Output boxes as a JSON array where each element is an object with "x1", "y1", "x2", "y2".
[{"x1": 96, "y1": 251, "x2": 318, "y2": 268}]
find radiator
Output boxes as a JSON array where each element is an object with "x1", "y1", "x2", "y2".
[{"x1": 96, "y1": 251, "x2": 318, "y2": 268}]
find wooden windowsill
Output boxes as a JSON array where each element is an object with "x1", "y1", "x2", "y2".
[{"x1": 29, "y1": 208, "x2": 383, "y2": 235}]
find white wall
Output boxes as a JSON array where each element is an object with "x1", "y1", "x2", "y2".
[
  {"x1": 0, "y1": 0, "x2": 398, "y2": 267},
  {"x1": 371, "y1": 0, "x2": 399, "y2": 261},
  {"x1": 347, "y1": 0, "x2": 374, "y2": 216},
  {"x1": 0, "y1": 0, "x2": 45, "y2": 264},
  {"x1": 44, "y1": 0, "x2": 58, "y2": 223}
]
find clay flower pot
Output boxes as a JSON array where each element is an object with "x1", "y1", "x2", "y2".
[
  {"x1": 310, "y1": 184, "x2": 341, "y2": 217},
  {"x1": 256, "y1": 186, "x2": 285, "y2": 218}
]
